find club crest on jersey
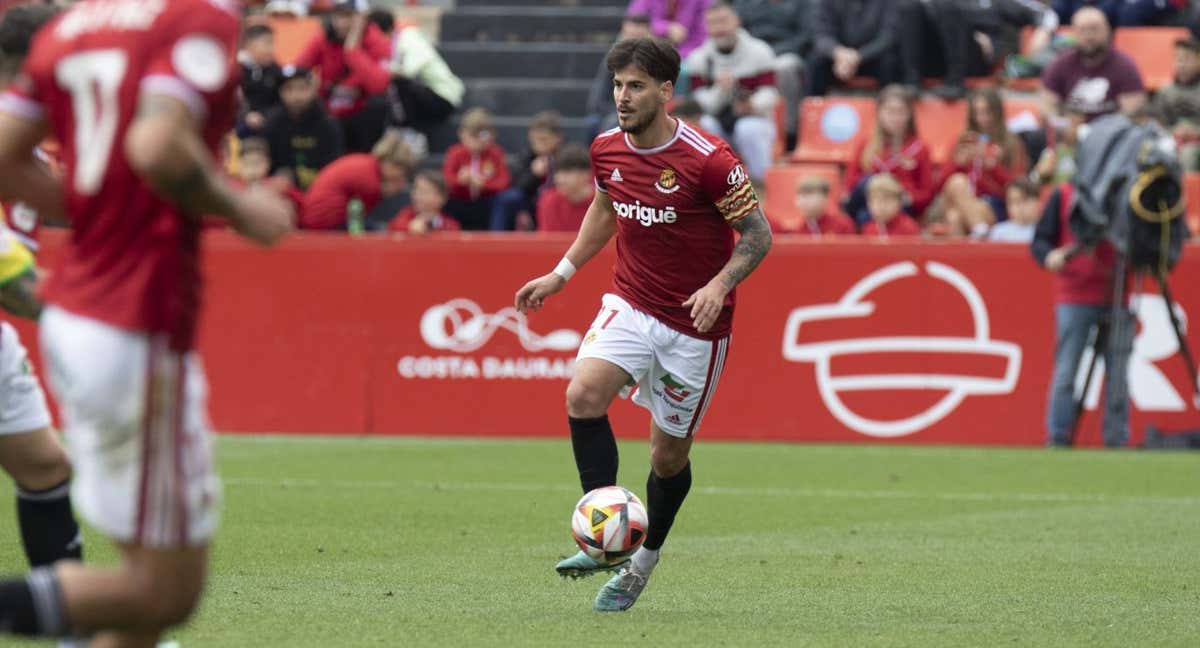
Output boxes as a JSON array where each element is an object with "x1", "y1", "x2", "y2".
[{"x1": 655, "y1": 168, "x2": 680, "y2": 194}]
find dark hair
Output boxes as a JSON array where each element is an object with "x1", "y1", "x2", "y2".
[
  {"x1": 242, "y1": 23, "x2": 274, "y2": 45},
  {"x1": 605, "y1": 37, "x2": 680, "y2": 85},
  {"x1": 623, "y1": 13, "x2": 650, "y2": 26},
  {"x1": 368, "y1": 9, "x2": 394, "y2": 35},
  {"x1": 706, "y1": 0, "x2": 735, "y2": 13},
  {"x1": 670, "y1": 98, "x2": 703, "y2": 119},
  {"x1": 0, "y1": 4, "x2": 57, "y2": 58},
  {"x1": 1007, "y1": 177, "x2": 1039, "y2": 199},
  {"x1": 528, "y1": 110, "x2": 562, "y2": 135},
  {"x1": 1175, "y1": 38, "x2": 1200, "y2": 54},
  {"x1": 414, "y1": 170, "x2": 448, "y2": 196},
  {"x1": 555, "y1": 144, "x2": 590, "y2": 172}
]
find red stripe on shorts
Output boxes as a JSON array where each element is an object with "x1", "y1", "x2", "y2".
[
  {"x1": 687, "y1": 340, "x2": 721, "y2": 436},
  {"x1": 134, "y1": 339, "x2": 159, "y2": 545},
  {"x1": 173, "y1": 355, "x2": 188, "y2": 546}
]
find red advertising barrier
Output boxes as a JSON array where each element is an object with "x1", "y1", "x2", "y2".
[{"x1": 14, "y1": 231, "x2": 1200, "y2": 446}]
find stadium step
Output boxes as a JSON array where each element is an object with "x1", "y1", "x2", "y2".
[
  {"x1": 463, "y1": 78, "x2": 595, "y2": 119},
  {"x1": 426, "y1": 114, "x2": 592, "y2": 156},
  {"x1": 439, "y1": 42, "x2": 610, "y2": 80},
  {"x1": 439, "y1": 6, "x2": 624, "y2": 44}
]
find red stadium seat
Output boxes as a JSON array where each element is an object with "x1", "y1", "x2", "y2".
[
  {"x1": 1114, "y1": 27, "x2": 1190, "y2": 91},
  {"x1": 792, "y1": 97, "x2": 875, "y2": 165},
  {"x1": 1184, "y1": 172, "x2": 1200, "y2": 236},
  {"x1": 268, "y1": 16, "x2": 323, "y2": 65},
  {"x1": 763, "y1": 164, "x2": 843, "y2": 224},
  {"x1": 914, "y1": 99, "x2": 968, "y2": 166}
]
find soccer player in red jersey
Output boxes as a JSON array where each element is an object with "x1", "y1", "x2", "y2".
[
  {"x1": 0, "y1": 0, "x2": 293, "y2": 644},
  {"x1": 515, "y1": 36, "x2": 772, "y2": 612}
]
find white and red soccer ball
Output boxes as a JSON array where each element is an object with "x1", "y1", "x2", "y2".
[{"x1": 570, "y1": 486, "x2": 648, "y2": 564}]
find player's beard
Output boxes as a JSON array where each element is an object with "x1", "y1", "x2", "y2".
[{"x1": 617, "y1": 104, "x2": 655, "y2": 135}]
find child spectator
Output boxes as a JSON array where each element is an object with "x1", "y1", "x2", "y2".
[
  {"x1": 988, "y1": 178, "x2": 1041, "y2": 242},
  {"x1": 1153, "y1": 38, "x2": 1200, "y2": 172},
  {"x1": 770, "y1": 176, "x2": 856, "y2": 236},
  {"x1": 843, "y1": 85, "x2": 935, "y2": 224},
  {"x1": 861, "y1": 173, "x2": 921, "y2": 238},
  {"x1": 1032, "y1": 108, "x2": 1086, "y2": 186},
  {"x1": 238, "y1": 137, "x2": 305, "y2": 216},
  {"x1": 491, "y1": 111, "x2": 564, "y2": 231},
  {"x1": 391, "y1": 171, "x2": 460, "y2": 235},
  {"x1": 536, "y1": 144, "x2": 594, "y2": 233},
  {"x1": 443, "y1": 107, "x2": 511, "y2": 231},
  {"x1": 263, "y1": 65, "x2": 345, "y2": 191},
  {"x1": 239, "y1": 24, "x2": 283, "y2": 133},
  {"x1": 302, "y1": 130, "x2": 415, "y2": 230}
]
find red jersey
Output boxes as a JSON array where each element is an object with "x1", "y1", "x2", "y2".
[
  {"x1": 0, "y1": 0, "x2": 240, "y2": 350},
  {"x1": 301, "y1": 153, "x2": 382, "y2": 230},
  {"x1": 590, "y1": 121, "x2": 757, "y2": 340},
  {"x1": 0, "y1": 146, "x2": 57, "y2": 252},
  {"x1": 442, "y1": 143, "x2": 511, "y2": 202},
  {"x1": 844, "y1": 136, "x2": 936, "y2": 214},
  {"x1": 536, "y1": 186, "x2": 590, "y2": 232},
  {"x1": 389, "y1": 207, "x2": 461, "y2": 233},
  {"x1": 862, "y1": 214, "x2": 922, "y2": 238},
  {"x1": 771, "y1": 211, "x2": 857, "y2": 236}
]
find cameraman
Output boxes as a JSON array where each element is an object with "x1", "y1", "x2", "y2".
[
  {"x1": 684, "y1": 1, "x2": 778, "y2": 184},
  {"x1": 1031, "y1": 184, "x2": 1133, "y2": 448}
]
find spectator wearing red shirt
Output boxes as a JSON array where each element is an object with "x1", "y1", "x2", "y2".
[
  {"x1": 861, "y1": 173, "x2": 921, "y2": 238},
  {"x1": 843, "y1": 85, "x2": 935, "y2": 225},
  {"x1": 302, "y1": 130, "x2": 415, "y2": 230},
  {"x1": 391, "y1": 171, "x2": 460, "y2": 234},
  {"x1": 536, "y1": 144, "x2": 593, "y2": 233},
  {"x1": 236, "y1": 137, "x2": 305, "y2": 218},
  {"x1": 443, "y1": 107, "x2": 511, "y2": 230},
  {"x1": 293, "y1": 0, "x2": 393, "y2": 153},
  {"x1": 771, "y1": 176, "x2": 856, "y2": 236}
]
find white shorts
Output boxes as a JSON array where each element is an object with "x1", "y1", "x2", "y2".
[
  {"x1": 576, "y1": 294, "x2": 730, "y2": 438},
  {"x1": 0, "y1": 321, "x2": 52, "y2": 436},
  {"x1": 40, "y1": 307, "x2": 220, "y2": 548}
]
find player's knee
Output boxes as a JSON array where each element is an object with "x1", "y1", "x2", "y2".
[
  {"x1": 7, "y1": 433, "x2": 72, "y2": 491},
  {"x1": 565, "y1": 380, "x2": 608, "y2": 418},
  {"x1": 649, "y1": 442, "x2": 688, "y2": 478},
  {"x1": 944, "y1": 173, "x2": 971, "y2": 198},
  {"x1": 130, "y1": 572, "x2": 204, "y2": 628}
]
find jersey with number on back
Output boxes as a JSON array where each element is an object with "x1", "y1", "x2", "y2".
[
  {"x1": 590, "y1": 120, "x2": 758, "y2": 340},
  {"x1": 0, "y1": 0, "x2": 240, "y2": 350}
]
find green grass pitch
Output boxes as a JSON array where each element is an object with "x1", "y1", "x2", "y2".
[{"x1": 1, "y1": 435, "x2": 1198, "y2": 647}]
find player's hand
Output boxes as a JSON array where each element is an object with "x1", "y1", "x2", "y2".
[
  {"x1": 514, "y1": 273, "x2": 566, "y2": 314},
  {"x1": 234, "y1": 185, "x2": 294, "y2": 247},
  {"x1": 683, "y1": 280, "x2": 728, "y2": 334},
  {"x1": 531, "y1": 156, "x2": 549, "y2": 178}
]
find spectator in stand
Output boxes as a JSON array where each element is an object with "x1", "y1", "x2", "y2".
[
  {"x1": 733, "y1": 0, "x2": 811, "y2": 149},
  {"x1": 1032, "y1": 108, "x2": 1087, "y2": 186},
  {"x1": 671, "y1": 97, "x2": 705, "y2": 128},
  {"x1": 262, "y1": 65, "x2": 344, "y2": 191},
  {"x1": 769, "y1": 176, "x2": 857, "y2": 235},
  {"x1": 687, "y1": 1, "x2": 779, "y2": 184},
  {"x1": 369, "y1": 9, "x2": 464, "y2": 148},
  {"x1": 239, "y1": 24, "x2": 283, "y2": 134},
  {"x1": 862, "y1": 174, "x2": 921, "y2": 237},
  {"x1": 1152, "y1": 38, "x2": 1200, "y2": 171},
  {"x1": 586, "y1": 13, "x2": 653, "y2": 139},
  {"x1": 1042, "y1": 7, "x2": 1146, "y2": 124},
  {"x1": 1032, "y1": 182, "x2": 1132, "y2": 447},
  {"x1": 806, "y1": 0, "x2": 901, "y2": 96},
  {"x1": 1052, "y1": 0, "x2": 1185, "y2": 27},
  {"x1": 929, "y1": 87, "x2": 1030, "y2": 236},
  {"x1": 238, "y1": 137, "x2": 305, "y2": 215},
  {"x1": 302, "y1": 130, "x2": 415, "y2": 230},
  {"x1": 443, "y1": 107, "x2": 511, "y2": 231},
  {"x1": 988, "y1": 178, "x2": 1041, "y2": 242},
  {"x1": 391, "y1": 171, "x2": 460, "y2": 235},
  {"x1": 536, "y1": 144, "x2": 594, "y2": 233},
  {"x1": 491, "y1": 111, "x2": 564, "y2": 231},
  {"x1": 294, "y1": 0, "x2": 393, "y2": 153},
  {"x1": 627, "y1": 0, "x2": 711, "y2": 59},
  {"x1": 843, "y1": 85, "x2": 935, "y2": 225}
]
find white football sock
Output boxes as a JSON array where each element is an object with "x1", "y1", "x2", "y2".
[{"x1": 631, "y1": 547, "x2": 659, "y2": 575}]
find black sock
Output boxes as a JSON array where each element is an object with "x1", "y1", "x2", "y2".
[
  {"x1": 643, "y1": 462, "x2": 692, "y2": 551},
  {"x1": 17, "y1": 480, "x2": 82, "y2": 567},
  {"x1": 568, "y1": 415, "x2": 618, "y2": 493},
  {"x1": 0, "y1": 567, "x2": 68, "y2": 636}
]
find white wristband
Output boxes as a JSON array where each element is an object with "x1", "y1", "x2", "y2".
[{"x1": 552, "y1": 257, "x2": 577, "y2": 281}]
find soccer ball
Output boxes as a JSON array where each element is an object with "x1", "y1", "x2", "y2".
[{"x1": 570, "y1": 486, "x2": 648, "y2": 564}]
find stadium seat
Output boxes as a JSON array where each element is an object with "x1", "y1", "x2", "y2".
[
  {"x1": 269, "y1": 16, "x2": 323, "y2": 65},
  {"x1": 792, "y1": 97, "x2": 875, "y2": 165},
  {"x1": 914, "y1": 99, "x2": 968, "y2": 166},
  {"x1": 1184, "y1": 172, "x2": 1200, "y2": 236},
  {"x1": 1114, "y1": 27, "x2": 1190, "y2": 91},
  {"x1": 763, "y1": 164, "x2": 843, "y2": 223}
]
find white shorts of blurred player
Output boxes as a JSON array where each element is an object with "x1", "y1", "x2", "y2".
[
  {"x1": 0, "y1": 321, "x2": 52, "y2": 436},
  {"x1": 576, "y1": 294, "x2": 729, "y2": 439},
  {"x1": 40, "y1": 306, "x2": 220, "y2": 548}
]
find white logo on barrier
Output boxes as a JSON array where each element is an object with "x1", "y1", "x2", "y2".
[
  {"x1": 782, "y1": 261, "x2": 1022, "y2": 438},
  {"x1": 419, "y1": 298, "x2": 582, "y2": 353}
]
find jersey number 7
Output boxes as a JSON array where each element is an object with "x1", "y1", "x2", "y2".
[{"x1": 55, "y1": 49, "x2": 128, "y2": 196}]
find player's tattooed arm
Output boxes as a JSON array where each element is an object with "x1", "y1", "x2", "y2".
[
  {"x1": 718, "y1": 207, "x2": 773, "y2": 291},
  {"x1": 0, "y1": 269, "x2": 42, "y2": 320}
]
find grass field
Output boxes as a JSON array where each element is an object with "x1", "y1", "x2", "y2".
[{"x1": 1, "y1": 435, "x2": 1198, "y2": 647}]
